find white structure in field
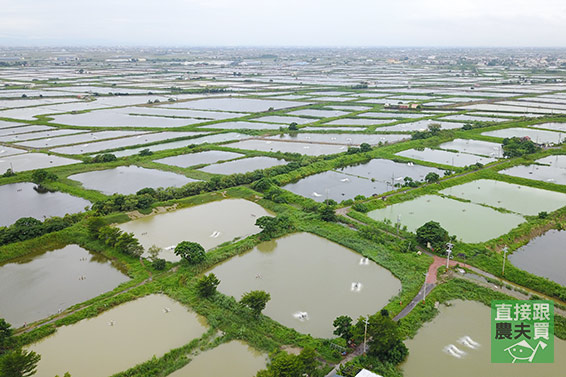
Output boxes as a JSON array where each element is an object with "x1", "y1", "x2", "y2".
[{"x1": 356, "y1": 369, "x2": 383, "y2": 377}]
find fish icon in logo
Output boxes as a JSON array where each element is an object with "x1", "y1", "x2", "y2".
[{"x1": 504, "y1": 340, "x2": 547, "y2": 363}]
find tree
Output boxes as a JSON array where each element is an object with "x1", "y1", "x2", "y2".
[
  {"x1": 147, "y1": 245, "x2": 162, "y2": 260},
  {"x1": 366, "y1": 314, "x2": 408, "y2": 364},
  {"x1": 2, "y1": 169, "x2": 15, "y2": 177},
  {"x1": 502, "y1": 137, "x2": 541, "y2": 158},
  {"x1": 258, "y1": 352, "x2": 300, "y2": 377},
  {"x1": 152, "y1": 258, "x2": 166, "y2": 270},
  {"x1": 320, "y1": 205, "x2": 337, "y2": 222},
  {"x1": 333, "y1": 315, "x2": 353, "y2": 342},
  {"x1": 139, "y1": 148, "x2": 153, "y2": 156},
  {"x1": 98, "y1": 226, "x2": 122, "y2": 247},
  {"x1": 30, "y1": 169, "x2": 57, "y2": 184},
  {"x1": 297, "y1": 347, "x2": 317, "y2": 376},
  {"x1": 115, "y1": 232, "x2": 144, "y2": 257},
  {"x1": 360, "y1": 143, "x2": 372, "y2": 153},
  {"x1": 288, "y1": 122, "x2": 298, "y2": 131},
  {"x1": 0, "y1": 348, "x2": 41, "y2": 377},
  {"x1": 427, "y1": 123, "x2": 442, "y2": 135},
  {"x1": 174, "y1": 241, "x2": 206, "y2": 264},
  {"x1": 425, "y1": 172, "x2": 440, "y2": 184},
  {"x1": 0, "y1": 319, "x2": 13, "y2": 355},
  {"x1": 86, "y1": 216, "x2": 105, "y2": 238},
  {"x1": 91, "y1": 154, "x2": 117, "y2": 163},
  {"x1": 416, "y1": 221, "x2": 449, "y2": 251},
  {"x1": 240, "y1": 290, "x2": 271, "y2": 318},
  {"x1": 196, "y1": 273, "x2": 220, "y2": 297},
  {"x1": 255, "y1": 215, "x2": 294, "y2": 240}
]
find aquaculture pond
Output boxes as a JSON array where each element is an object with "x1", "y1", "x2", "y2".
[
  {"x1": 168, "y1": 341, "x2": 267, "y2": 377},
  {"x1": 439, "y1": 179, "x2": 566, "y2": 216},
  {"x1": 438, "y1": 139, "x2": 503, "y2": 158},
  {"x1": 198, "y1": 121, "x2": 284, "y2": 130},
  {"x1": 265, "y1": 133, "x2": 408, "y2": 145},
  {"x1": 16, "y1": 130, "x2": 146, "y2": 148},
  {"x1": 0, "y1": 145, "x2": 26, "y2": 157},
  {"x1": 118, "y1": 199, "x2": 272, "y2": 261},
  {"x1": 283, "y1": 170, "x2": 390, "y2": 202},
  {"x1": 226, "y1": 139, "x2": 346, "y2": 156},
  {"x1": 51, "y1": 132, "x2": 204, "y2": 155},
  {"x1": 68, "y1": 165, "x2": 196, "y2": 195},
  {"x1": 0, "y1": 244, "x2": 129, "y2": 327},
  {"x1": 500, "y1": 155, "x2": 566, "y2": 185},
  {"x1": 169, "y1": 98, "x2": 305, "y2": 112},
  {"x1": 154, "y1": 150, "x2": 243, "y2": 168},
  {"x1": 283, "y1": 159, "x2": 443, "y2": 202},
  {"x1": 209, "y1": 232, "x2": 401, "y2": 338},
  {"x1": 252, "y1": 115, "x2": 314, "y2": 124},
  {"x1": 111, "y1": 133, "x2": 248, "y2": 157},
  {"x1": 482, "y1": 128, "x2": 565, "y2": 144},
  {"x1": 396, "y1": 148, "x2": 497, "y2": 167},
  {"x1": 375, "y1": 120, "x2": 461, "y2": 132},
  {"x1": 508, "y1": 229, "x2": 566, "y2": 286},
  {"x1": 28, "y1": 294, "x2": 208, "y2": 377},
  {"x1": 0, "y1": 153, "x2": 79, "y2": 172},
  {"x1": 198, "y1": 156, "x2": 287, "y2": 175},
  {"x1": 531, "y1": 122, "x2": 566, "y2": 132},
  {"x1": 367, "y1": 195, "x2": 525, "y2": 243},
  {"x1": 402, "y1": 300, "x2": 566, "y2": 377},
  {"x1": 0, "y1": 182, "x2": 90, "y2": 227}
]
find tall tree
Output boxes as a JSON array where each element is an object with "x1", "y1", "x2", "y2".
[
  {"x1": 240, "y1": 290, "x2": 271, "y2": 318},
  {"x1": 0, "y1": 348, "x2": 41, "y2": 377},
  {"x1": 174, "y1": 241, "x2": 206, "y2": 264},
  {"x1": 196, "y1": 274, "x2": 220, "y2": 297}
]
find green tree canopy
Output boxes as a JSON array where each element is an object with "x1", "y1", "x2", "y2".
[
  {"x1": 30, "y1": 169, "x2": 57, "y2": 184},
  {"x1": 333, "y1": 315, "x2": 353, "y2": 342},
  {"x1": 425, "y1": 172, "x2": 440, "y2": 183},
  {"x1": 502, "y1": 137, "x2": 541, "y2": 158},
  {"x1": 366, "y1": 314, "x2": 408, "y2": 364},
  {"x1": 240, "y1": 290, "x2": 271, "y2": 318},
  {"x1": 174, "y1": 241, "x2": 206, "y2": 264},
  {"x1": 416, "y1": 220, "x2": 449, "y2": 251},
  {"x1": 0, "y1": 319, "x2": 13, "y2": 355},
  {"x1": 0, "y1": 348, "x2": 41, "y2": 377},
  {"x1": 196, "y1": 273, "x2": 220, "y2": 297}
]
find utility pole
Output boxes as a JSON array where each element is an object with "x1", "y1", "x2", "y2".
[{"x1": 502, "y1": 246, "x2": 509, "y2": 276}]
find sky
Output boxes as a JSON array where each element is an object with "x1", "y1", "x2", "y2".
[{"x1": 1, "y1": 0, "x2": 566, "y2": 47}]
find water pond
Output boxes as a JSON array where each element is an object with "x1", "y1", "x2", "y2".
[
  {"x1": 227, "y1": 139, "x2": 347, "y2": 156},
  {"x1": 438, "y1": 139, "x2": 503, "y2": 158},
  {"x1": 396, "y1": 148, "x2": 497, "y2": 167},
  {"x1": 439, "y1": 179, "x2": 566, "y2": 216},
  {"x1": 154, "y1": 150, "x2": 244, "y2": 168},
  {"x1": 198, "y1": 156, "x2": 287, "y2": 174},
  {"x1": 168, "y1": 341, "x2": 267, "y2": 377},
  {"x1": 0, "y1": 244, "x2": 128, "y2": 327},
  {"x1": 209, "y1": 232, "x2": 401, "y2": 338},
  {"x1": 482, "y1": 128, "x2": 565, "y2": 144},
  {"x1": 509, "y1": 229, "x2": 566, "y2": 286},
  {"x1": 0, "y1": 153, "x2": 80, "y2": 172},
  {"x1": 402, "y1": 300, "x2": 565, "y2": 377},
  {"x1": 0, "y1": 182, "x2": 90, "y2": 227},
  {"x1": 68, "y1": 165, "x2": 196, "y2": 195},
  {"x1": 117, "y1": 199, "x2": 272, "y2": 261},
  {"x1": 29, "y1": 294, "x2": 208, "y2": 377},
  {"x1": 367, "y1": 195, "x2": 524, "y2": 243}
]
